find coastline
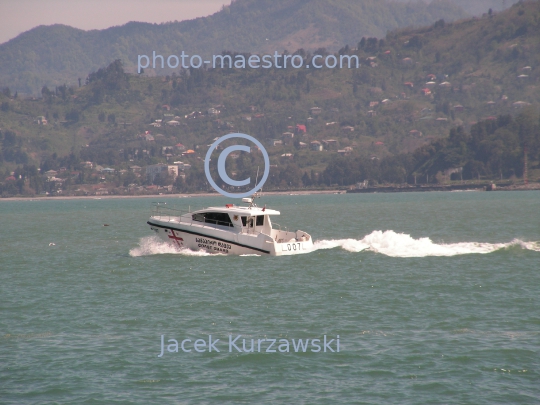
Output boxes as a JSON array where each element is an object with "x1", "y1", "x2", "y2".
[
  {"x1": 347, "y1": 182, "x2": 540, "y2": 194},
  {"x1": 0, "y1": 189, "x2": 346, "y2": 202},
  {"x1": 1, "y1": 183, "x2": 538, "y2": 202}
]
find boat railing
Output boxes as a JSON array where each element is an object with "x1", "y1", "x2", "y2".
[
  {"x1": 270, "y1": 222, "x2": 288, "y2": 232},
  {"x1": 241, "y1": 222, "x2": 290, "y2": 241},
  {"x1": 151, "y1": 202, "x2": 234, "y2": 228},
  {"x1": 151, "y1": 202, "x2": 188, "y2": 221}
]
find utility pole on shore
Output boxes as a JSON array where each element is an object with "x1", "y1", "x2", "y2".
[{"x1": 524, "y1": 146, "x2": 528, "y2": 185}]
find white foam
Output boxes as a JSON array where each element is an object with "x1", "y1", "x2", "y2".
[
  {"x1": 130, "y1": 232, "x2": 540, "y2": 258},
  {"x1": 129, "y1": 236, "x2": 213, "y2": 257},
  {"x1": 312, "y1": 230, "x2": 540, "y2": 258}
]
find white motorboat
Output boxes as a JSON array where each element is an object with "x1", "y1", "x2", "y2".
[{"x1": 147, "y1": 197, "x2": 313, "y2": 256}]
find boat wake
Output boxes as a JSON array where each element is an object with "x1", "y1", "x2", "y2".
[
  {"x1": 130, "y1": 232, "x2": 540, "y2": 258},
  {"x1": 129, "y1": 236, "x2": 215, "y2": 257},
  {"x1": 312, "y1": 230, "x2": 540, "y2": 257}
]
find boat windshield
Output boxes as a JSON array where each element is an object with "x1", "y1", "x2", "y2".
[
  {"x1": 192, "y1": 212, "x2": 234, "y2": 227},
  {"x1": 241, "y1": 215, "x2": 264, "y2": 228}
]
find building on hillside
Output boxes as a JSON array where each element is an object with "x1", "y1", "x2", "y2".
[
  {"x1": 322, "y1": 139, "x2": 338, "y2": 149},
  {"x1": 310, "y1": 141, "x2": 323, "y2": 151},
  {"x1": 101, "y1": 167, "x2": 116, "y2": 174},
  {"x1": 44, "y1": 170, "x2": 58, "y2": 179},
  {"x1": 310, "y1": 107, "x2": 322, "y2": 115},
  {"x1": 401, "y1": 57, "x2": 414, "y2": 66},
  {"x1": 162, "y1": 146, "x2": 174, "y2": 155},
  {"x1": 420, "y1": 88, "x2": 431, "y2": 96},
  {"x1": 175, "y1": 143, "x2": 186, "y2": 152},
  {"x1": 146, "y1": 164, "x2": 178, "y2": 183},
  {"x1": 338, "y1": 147, "x2": 353, "y2": 156},
  {"x1": 513, "y1": 101, "x2": 530, "y2": 108},
  {"x1": 295, "y1": 124, "x2": 307, "y2": 134}
]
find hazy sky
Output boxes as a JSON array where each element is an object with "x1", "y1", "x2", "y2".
[{"x1": 0, "y1": 0, "x2": 230, "y2": 44}]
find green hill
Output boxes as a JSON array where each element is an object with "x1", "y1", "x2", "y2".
[
  {"x1": 0, "y1": 0, "x2": 469, "y2": 95},
  {"x1": 395, "y1": 0, "x2": 520, "y2": 16},
  {"x1": 0, "y1": 1, "x2": 539, "y2": 196}
]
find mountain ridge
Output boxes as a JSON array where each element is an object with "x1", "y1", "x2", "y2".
[
  {"x1": 0, "y1": 0, "x2": 539, "y2": 196},
  {"x1": 0, "y1": 0, "x2": 470, "y2": 94}
]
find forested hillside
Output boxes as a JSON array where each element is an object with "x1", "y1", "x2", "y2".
[
  {"x1": 0, "y1": 1, "x2": 539, "y2": 197},
  {"x1": 0, "y1": 0, "x2": 470, "y2": 94},
  {"x1": 395, "y1": 0, "x2": 519, "y2": 16}
]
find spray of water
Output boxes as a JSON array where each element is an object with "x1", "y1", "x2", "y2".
[
  {"x1": 312, "y1": 230, "x2": 540, "y2": 257},
  {"x1": 129, "y1": 236, "x2": 213, "y2": 257},
  {"x1": 130, "y1": 232, "x2": 539, "y2": 258}
]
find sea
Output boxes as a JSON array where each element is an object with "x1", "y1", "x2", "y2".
[{"x1": 1, "y1": 191, "x2": 539, "y2": 405}]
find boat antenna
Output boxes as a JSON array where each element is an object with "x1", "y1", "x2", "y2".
[
  {"x1": 254, "y1": 166, "x2": 260, "y2": 192},
  {"x1": 249, "y1": 166, "x2": 261, "y2": 208}
]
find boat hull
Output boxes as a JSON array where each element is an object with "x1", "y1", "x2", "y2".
[{"x1": 147, "y1": 219, "x2": 313, "y2": 256}]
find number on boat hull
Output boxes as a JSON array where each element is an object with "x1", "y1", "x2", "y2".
[{"x1": 282, "y1": 242, "x2": 302, "y2": 252}]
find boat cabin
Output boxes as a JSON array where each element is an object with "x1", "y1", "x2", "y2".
[{"x1": 189, "y1": 205, "x2": 279, "y2": 236}]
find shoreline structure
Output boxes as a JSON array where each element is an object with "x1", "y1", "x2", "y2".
[{"x1": 1, "y1": 183, "x2": 539, "y2": 202}]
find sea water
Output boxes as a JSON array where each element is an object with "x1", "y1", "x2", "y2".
[{"x1": 1, "y1": 191, "x2": 539, "y2": 404}]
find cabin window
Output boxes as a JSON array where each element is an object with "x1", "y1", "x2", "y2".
[
  {"x1": 256, "y1": 215, "x2": 264, "y2": 226},
  {"x1": 192, "y1": 212, "x2": 233, "y2": 227},
  {"x1": 192, "y1": 213, "x2": 205, "y2": 223},
  {"x1": 241, "y1": 216, "x2": 247, "y2": 226}
]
